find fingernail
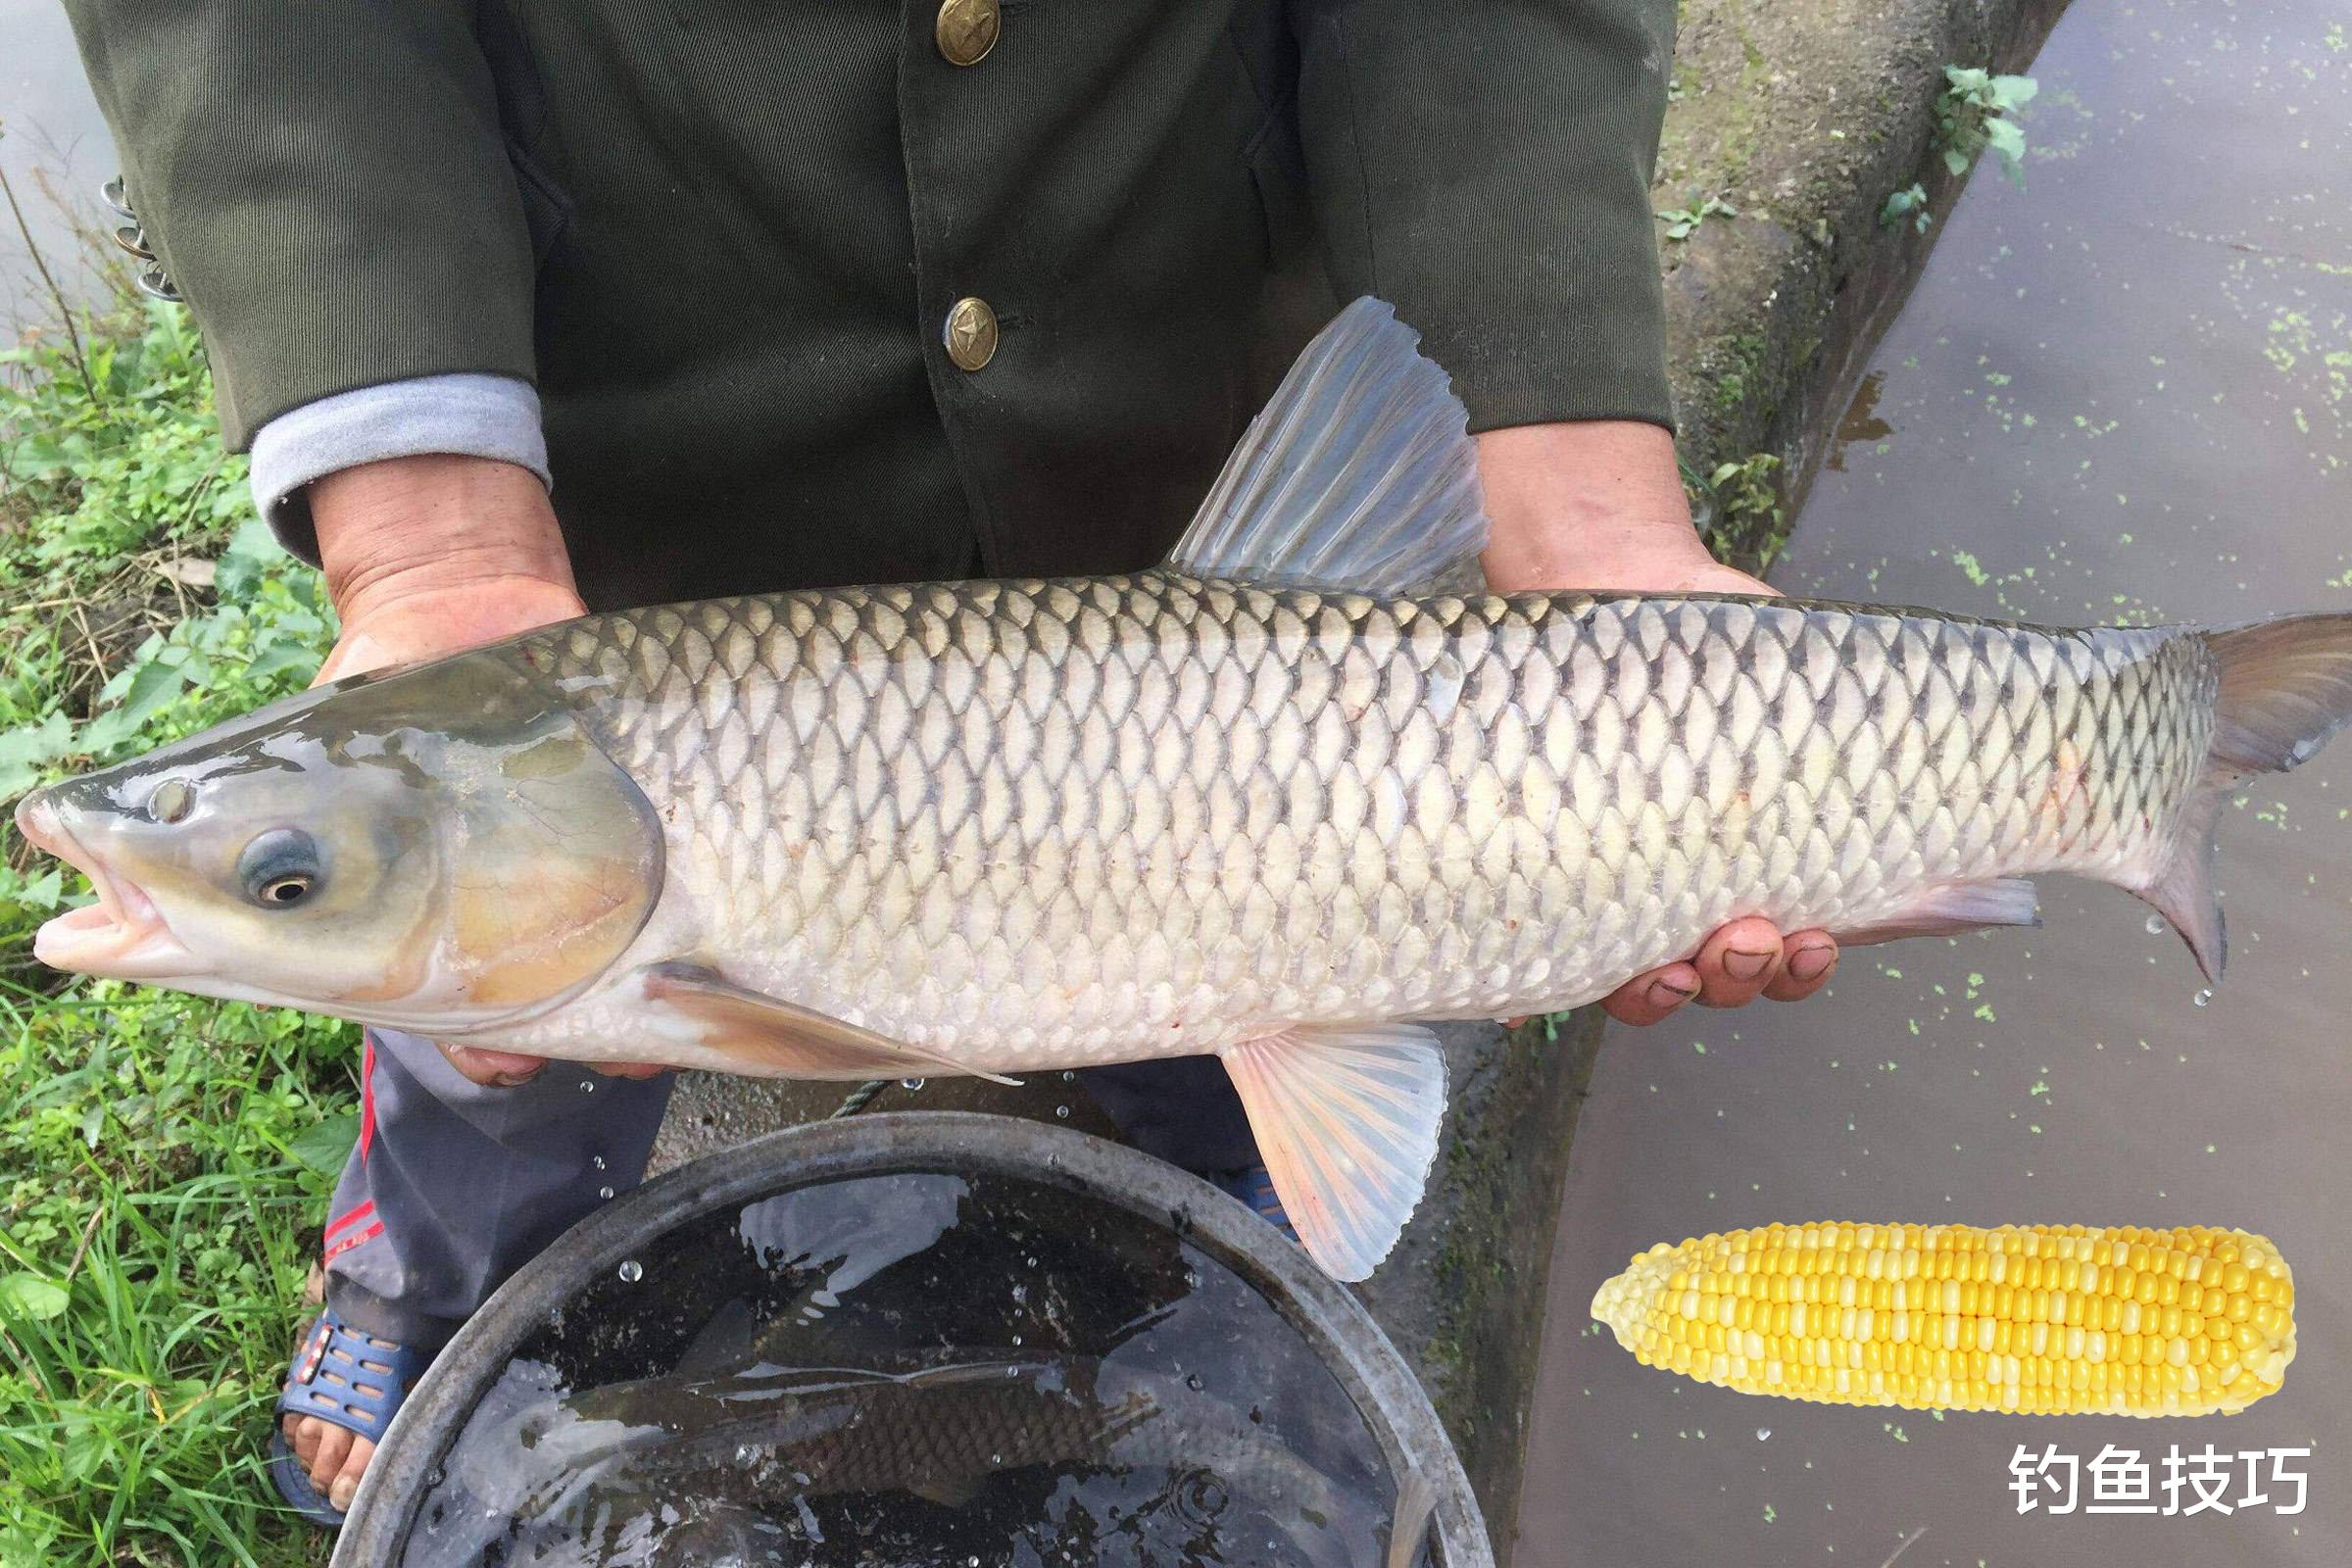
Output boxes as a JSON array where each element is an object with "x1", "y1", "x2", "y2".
[
  {"x1": 492, "y1": 1070, "x2": 538, "y2": 1088},
  {"x1": 1647, "y1": 977, "x2": 1697, "y2": 1009},
  {"x1": 330, "y1": 1475, "x2": 359, "y2": 1510},
  {"x1": 1723, "y1": 948, "x2": 1776, "y2": 982},
  {"x1": 1787, "y1": 944, "x2": 1836, "y2": 983}
]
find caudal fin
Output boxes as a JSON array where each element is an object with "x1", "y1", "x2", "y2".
[{"x1": 2136, "y1": 612, "x2": 2352, "y2": 980}]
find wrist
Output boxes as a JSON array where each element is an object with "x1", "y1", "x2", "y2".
[
  {"x1": 313, "y1": 454, "x2": 577, "y2": 622},
  {"x1": 1476, "y1": 420, "x2": 1708, "y2": 587}
]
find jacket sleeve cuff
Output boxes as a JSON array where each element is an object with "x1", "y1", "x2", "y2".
[
  {"x1": 250, "y1": 373, "x2": 551, "y2": 564},
  {"x1": 1292, "y1": 0, "x2": 1680, "y2": 434}
]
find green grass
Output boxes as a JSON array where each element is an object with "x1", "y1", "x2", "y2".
[{"x1": 2, "y1": 261, "x2": 349, "y2": 1563}]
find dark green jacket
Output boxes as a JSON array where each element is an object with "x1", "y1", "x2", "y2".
[{"x1": 67, "y1": 1, "x2": 1675, "y2": 609}]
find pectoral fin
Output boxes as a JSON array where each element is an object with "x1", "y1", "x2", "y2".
[
  {"x1": 1216, "y1": 1024, "x2": 1446, "y2": 1282},
  {"x1": 637, "y1": 962, "x2": 1017, "y2": 1085}
]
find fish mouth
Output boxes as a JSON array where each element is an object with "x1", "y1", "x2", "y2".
[{"x1": 15, "y1": 794, "x2": 199, "y2": 979}]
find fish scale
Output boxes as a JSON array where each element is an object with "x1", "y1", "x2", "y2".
[{"x1": 513, "y1": 581, "x2": 2214, "y2": 1068}]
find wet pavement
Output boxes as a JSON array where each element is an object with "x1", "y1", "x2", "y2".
[
  {"x1": 1520, "y1": 2, "x2": 2351, "y2": 1564},
  {"x1": 0, "y1": 0, "x2": 115, "y2": 328}
]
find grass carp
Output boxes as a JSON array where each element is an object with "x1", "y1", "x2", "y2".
[
  {"x1": 439, "y1": 1350, "x2": 1422, "y2": 1567},
  {"x1": 20, "y1": 299, "x2": 2352, "y2": 1279}
]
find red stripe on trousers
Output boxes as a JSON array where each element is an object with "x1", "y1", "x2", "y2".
[
  {"x1": 358, "y1": 1033, "x2": 377, "y2": 1162},
  {"x1": 323, "y1": 1219, "x2": 384, "y2": 1262},
  {"x1": 323, "y1": 1200, "x2": 376, "y2": 1242}
]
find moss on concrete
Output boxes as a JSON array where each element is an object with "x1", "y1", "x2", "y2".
[{"x1": 1663, "y1": 0, "x2": 2068, "y2": 573}]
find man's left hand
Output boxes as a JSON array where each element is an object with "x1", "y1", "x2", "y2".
[{"x1": 1476, "y1": 420, "x2": 1839, "y2": 1027}]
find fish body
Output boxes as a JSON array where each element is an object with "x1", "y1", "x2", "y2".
[
  {"x1": 487, "y1": 579, "x2": 2210, "y2": 1075},
  {"x1": 481, "y1": 1356, "x2": 1157, "y2": 1521},
  {"x1": 466, "y1": 1352, "x2": 1372, "y2": 1562},
  {"x1": 22, "y1": 300, "x2": 2352, "y2": 1279}
]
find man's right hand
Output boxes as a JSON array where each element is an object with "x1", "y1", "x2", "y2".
[{"x1": 308, "y1": 454, "x2": 662, "y2": 1087}]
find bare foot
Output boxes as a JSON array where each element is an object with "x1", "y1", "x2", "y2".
[{"x1": 282, "y1": 1408, "x2": 376, "y2": 1514}]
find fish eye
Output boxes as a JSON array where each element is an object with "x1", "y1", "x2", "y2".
[
  {"x1": 237, "y1": 828, "x2": 324, "y2": 910},
  {"x1": 146, "y1": 779, "x2": 195, "y2": 824}
]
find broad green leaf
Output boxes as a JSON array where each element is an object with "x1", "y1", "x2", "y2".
[
  {"x1": 245, "y1": 639, "x2": 322, "y2": 683},
  {"x1": 0, "y1": 1272, "x2": 70, "y2": 1321},
  {"x1": 1989, "y1": 74, "x2": 2038, "y2": 109},
  {"x1": 115, "y1": 653, "x2": 193, "y2": 728},
  {"x1": 215, "y1": 515, "x2": 288, "y2": 602},
  {"x1": 0, "y1": 712, "x2": 73, "y2": 798},
  {"x1": 0, "y1": 866, "x2": 66, "y2": 919},
  {"x1": 288, "y1": 1111, "x2": 362, "y2": 1175}
]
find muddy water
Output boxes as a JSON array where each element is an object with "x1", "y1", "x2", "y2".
[
  {"x1": 1519, "y1": 3, "x2": 2351, "y2": 1565},
  {"x1": 0, "y1": 1, "x2": 115, "y2": 327}
]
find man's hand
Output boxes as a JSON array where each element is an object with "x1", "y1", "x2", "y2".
[
  {"x1": 1476, "y1": 421, "x2": 1839, "y2": 1027},
  {"x1": 310, "y1": 455, "x2": 663, "y2": 1086}
]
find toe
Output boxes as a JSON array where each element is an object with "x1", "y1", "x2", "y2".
[
  {"x1": 1693, "y1": 917, "x2": 1785, "y2": 1007},
  {"x1": 329, "y1": 1435, "x2": 376, "y2": 1514},
  {"x1": 288, "y1": 1410, "x2": 320, "y2": 1469},
  {"x1": 308, "y1": 1421, "x2": 354, "y2": 1494}
]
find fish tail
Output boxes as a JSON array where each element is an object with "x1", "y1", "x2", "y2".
[{"x1": 2135, "y1": 611, "x2": 2352, "y2": 980}]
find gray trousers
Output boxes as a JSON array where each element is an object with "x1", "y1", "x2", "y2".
[{"x1": 321, "y1": 1031, "x2": 1256, "y2": 1349}]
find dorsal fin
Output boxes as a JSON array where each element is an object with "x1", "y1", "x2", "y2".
[{"x1": 1167, "y1": 298, "x2": 1489, "y2": 595}]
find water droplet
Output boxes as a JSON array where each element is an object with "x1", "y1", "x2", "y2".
[
  {"x1": 1060, "y1": 1070, "x2": 1076, "y2": 1083},
  {"x1": 735, "y1": 1443, "x2": 761, "y2": 1468},
  {"x1": 1185, "y1": 1373, "x2": 1204, "y2": 1392},
  {"x1": 578, "y1": 1080, "x2": 596, "y2": 1093},
  {"x1": 597, "y1": 1185, "x2": 614, "y2": 1200},
  {"x1": 1756, "y1": 1427, "x2": 1772, "y2": 1442},
  {"x1": 2193, "y1": 988, "x2": 2213, "y2": 1007},
  {"x1": 2146, "y1": 914, "x2": 2167, "y2": 935},
  {"x1": 617, "y1": 1258, "x2": 643, "y2": 1283},
  {"x1": 900, "y1": 1076, "x2": 926, "y2": 1092},
  {"x1": 591, "y1": 1155, "x2": 608, "y2": 1171},
  {"x1": 425, "y1": 1467, "x2": 445, "y2": 1489},
  {"x1": 1054, "y1": 1104, "x2": 1070, "y2": 1119},
  {"x1": 1010, "y1": 1334, "x2": 1023, "y2": 1347}
]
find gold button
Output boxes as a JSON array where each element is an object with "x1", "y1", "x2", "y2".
[
  {"x1": 943, "y1": 296, "x2": 999, "y2": 371},
  {"x1": 935, "y1": 0, "x2": 1000, "y2": 67}
]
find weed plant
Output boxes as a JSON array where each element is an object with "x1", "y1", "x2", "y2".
[{"x1": 1, "y1": 176, "x2": 347, "y2": 1565}]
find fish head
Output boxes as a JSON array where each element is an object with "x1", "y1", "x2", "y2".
[{"x1": 17, "y1": 649, "x2": 663, "y2": 1032}]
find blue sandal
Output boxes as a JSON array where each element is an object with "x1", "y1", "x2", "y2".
[
  {"x1": 268, "y1": 1306, "x2": 433, "y2": 1528},
  {"x1": 1213, "y1": 1163, "x2": 1301, "y2": 1244}
]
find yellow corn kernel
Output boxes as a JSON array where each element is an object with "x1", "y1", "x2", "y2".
[{"x1": 1592, "y1": 1223, "x2": 2293, "y2": 1417}]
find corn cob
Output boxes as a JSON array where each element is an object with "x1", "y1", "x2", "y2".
[{"x1": 1592, "y1": 1222, "x2": 2293, "y2": 1417}]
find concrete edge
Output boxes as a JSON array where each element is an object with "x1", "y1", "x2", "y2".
[{"x1": 1662, "y1": 0, "x2": 2072, "y2": 566}]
